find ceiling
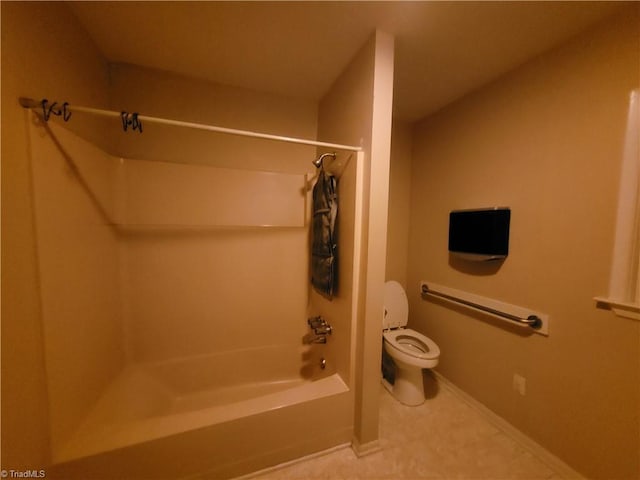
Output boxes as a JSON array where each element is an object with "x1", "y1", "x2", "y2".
[{"x1": 69, "y1": 1, "x2": 626, "y2": 122}]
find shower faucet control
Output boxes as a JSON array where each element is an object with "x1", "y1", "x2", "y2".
[
  {"x1": 304, "y1": 334, "x2": 327, "y2": 344},
  {"x1": 314, "y1": 324, "x2": 332, "y2": 335},
  {"x1": 304, "y1": 316, "x2": 332, "y2": 344},
  {"x1": 308, "y1": 316, "x2": 325, "y2": 329}
]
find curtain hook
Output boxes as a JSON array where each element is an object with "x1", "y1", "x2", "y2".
[
  {"x1": 42, "y1": 99, "x2": 59, "y2": 121},
  {"x1": 41, "y1": 99, "x2": 64, "y2": 122},
  {"x1": 121, "y1": 111, "x2": 143, "y2": 133},
  {"x1": 41, "y1": 99, "x2": 49, "y2": 121},
  {"x1": 121, "y1": 111, "x2": 130, "y2": 131},
  {"x1": 62, "y1": 102, "x2": 72, "y2": 122},
  {"x1": 131, "y1": 113, "x2": 143, "y2": 133}
]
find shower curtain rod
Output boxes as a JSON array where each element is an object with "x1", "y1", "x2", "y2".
[{"x1": 18, "y1": 97, "x2": 363, "y2": 152}]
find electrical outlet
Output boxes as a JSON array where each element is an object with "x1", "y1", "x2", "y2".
[{"x1": 513, "y1": 374, "x2": 526, "y2": 396}]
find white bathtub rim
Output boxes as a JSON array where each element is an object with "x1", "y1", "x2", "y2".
[{"x1": 54, "y1": 372, "x2": 349, "y2": 464}]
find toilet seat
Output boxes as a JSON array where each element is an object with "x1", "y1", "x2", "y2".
[{"x1": 383, "y1": 328, "x2": 440, "y2": 361}]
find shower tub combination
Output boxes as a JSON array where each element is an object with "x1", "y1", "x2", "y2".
[
  {"x1": 51, "y1": 346, "x2": 352, "y2": 479},
  {"x1": 25, "y1": 107, "x2": 364, "y2": 479}
]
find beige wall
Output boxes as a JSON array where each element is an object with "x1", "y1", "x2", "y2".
[
  {"x1": 407, "y1": 9, "x2": 639, "y2": 479},
  {"x1": 1, "y1": 2, "x2": 111, "y2": 468},
  {"x1": 319, "y1": 30, "x2": 395, "y2": 452},
  {"x1": 386, "y1": 120, "x2": 413, "y2": 289}
]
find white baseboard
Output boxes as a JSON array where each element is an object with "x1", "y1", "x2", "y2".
[
  {"x1": 234, "y1": 436, "x2": 382, "y2": 479},
  {"x1": 351, "y1": 436, "x2": 383, "y2": 458},
  {"x1": 233, "y1": 442, "x2": 351, "y2": 479},
  {"x1": 432, "y1": 371, "x2": 585, "y2": 480}
]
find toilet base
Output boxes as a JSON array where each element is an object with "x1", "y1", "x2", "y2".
[{"x1": 383, "y1": 366, "x2": 425, "y2": 406}]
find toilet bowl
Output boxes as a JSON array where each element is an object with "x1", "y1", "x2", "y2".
[{"x1": 382, "y1": 280, "x2": 440, "y2": 406}]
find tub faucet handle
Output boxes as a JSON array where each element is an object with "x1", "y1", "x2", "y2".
[
  {"x1": 314, "y1": 324, "x2": 332, "y2": 335},
  {"x1": 303, "y1": 333, "x2": 327, "y2": 344},
  {"x1": 308, "y1": 316, "x2": 326, "y2": 329}
]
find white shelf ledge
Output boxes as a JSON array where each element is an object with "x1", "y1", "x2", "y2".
[{"x1": 594, "y1": 297, "x2": 640, "y2": 321}]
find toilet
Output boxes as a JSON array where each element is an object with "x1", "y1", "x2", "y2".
[{"x1": 382, "y1": 280, "x2": 440, "y2": 406}]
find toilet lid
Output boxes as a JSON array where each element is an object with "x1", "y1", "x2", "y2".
[{"x1": 383, "y1": 280, "x2": 408, "y2": 329}]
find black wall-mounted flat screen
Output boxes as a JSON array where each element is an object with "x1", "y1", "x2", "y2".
[{"x1": 448, "y1": 208, "x2": 511, "y2": 261}]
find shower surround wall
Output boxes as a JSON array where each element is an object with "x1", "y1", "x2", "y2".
[
  {"x1": 107, "y1": 63, "x2": 319, "y2": 366},
  {"x1": 27, "y1": 121, "x2": 126, "y2": 454},
  {"x1": 26, "y1": 63, "x2": 350, "y2": 478},
  {"x1": 26, "y1": 120, "x2": 353, "y2": 477}
]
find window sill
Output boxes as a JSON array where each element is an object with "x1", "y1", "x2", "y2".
[{"x1": 594, "y1": 297, "x2": 640, "y2": 321}]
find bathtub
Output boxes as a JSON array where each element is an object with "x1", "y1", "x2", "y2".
[{"x1": 49, "y1": 344, "x2": 353, "y2": 479}]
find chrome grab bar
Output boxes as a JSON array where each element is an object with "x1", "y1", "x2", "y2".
[{"x1": 421, "y1": 284, "x2": 542, "y2": 329}]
